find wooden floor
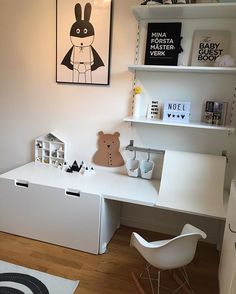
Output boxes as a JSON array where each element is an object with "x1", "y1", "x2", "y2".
[{"x1": 0, "y1": 226, "x2": 219, "y2": 293}]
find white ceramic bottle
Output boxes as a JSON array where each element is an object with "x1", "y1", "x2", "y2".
[{"x1": 133, "y1": 86, "x2": 142, "y2": 117}]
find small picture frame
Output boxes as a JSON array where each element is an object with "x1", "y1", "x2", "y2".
[
  {"x1": 145, "y1": 22, "x2": 182, "y2": 66},
  {"x1": 147, "y1": 100, "x2": 161, "y2": 119},
  {"x1": 190, "y1": 30, "x2": 230, "y2": 67},
  {"x1": 203, "y1": 101, "x2": 228, "y2": 126}
]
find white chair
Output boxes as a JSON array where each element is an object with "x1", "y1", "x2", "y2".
[{"x1": 130, "y1": 224, "x2": 207, "y2": 294}]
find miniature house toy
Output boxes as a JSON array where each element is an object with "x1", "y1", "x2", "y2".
[{"x1": 35, "y1": 133, "x2": 67, "y2": 167}]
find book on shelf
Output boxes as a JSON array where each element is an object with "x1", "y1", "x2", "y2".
[
  {"x1": 145, "y1": 22, "x2": 182, "y2": 66},
  {"x1": 190, "y1": 30, "x2": 230, "y2": 67},
  {"x1": 203, "y1": 101, "x2": 228, "y2": 126}
]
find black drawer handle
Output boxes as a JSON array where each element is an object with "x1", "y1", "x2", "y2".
[
  {"x1": 65, "y1": 190, "x2": 80, "y2": 197},
  {"x1": 15, "y1": 181, "x2": 29, "y2": 188}
]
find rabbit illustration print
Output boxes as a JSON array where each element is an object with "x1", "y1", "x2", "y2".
[{"x1": 57, "y1": 1, "x2": 112, "y2": 85}]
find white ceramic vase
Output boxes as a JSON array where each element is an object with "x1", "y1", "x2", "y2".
[{"x1": 133, "y1": 94, "x2": 142, "y2": 117}]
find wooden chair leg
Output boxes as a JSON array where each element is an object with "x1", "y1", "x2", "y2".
[{"x1": 132, "y1": 272, "x2": 147, "y2": 294}]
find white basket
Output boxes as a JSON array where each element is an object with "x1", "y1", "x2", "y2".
[
  {"x1": 126, "y1": 158, "x2": 140, "y2": 178},
  {"x1": 140, "y1": 160, "x2": 155, "y2": 180}
]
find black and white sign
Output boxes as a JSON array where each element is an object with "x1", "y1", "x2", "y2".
[
  {"x1": 190, "y1": 30, "x2": 230, "y2": 67},
  {"x1": 145, "y1": 22, "x2": 182, "y2": 66},
  {"x1": 163, "y1": 101, "x2": 191, "y2": 123},
  {"x1": 147, "y1": 100, "x2": 161, "y2": 119}
]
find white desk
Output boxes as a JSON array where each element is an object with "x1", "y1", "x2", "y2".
[
  {"x1": 0, "y1": 162, "x2": 159, "y2": 254},
  {"x1": 0, "y1": 151, "x2": 228, "y2": 254},
  {"x1": 158, "y1": 150, "x2": 227, "y2": 219},
  {"x1": 0, "y1": 160, "x2": 227, "y2": 218},
  {"x1": 0, "y1": 162, "x2": 160, "y2": 207}
]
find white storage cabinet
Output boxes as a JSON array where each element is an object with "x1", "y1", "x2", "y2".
[
  {"x1": 219, "y1": 180, "x2": 236, "y2": 294},
  {"x1": 0, "y1": 178, "x2": 101, "y2": 254},
  {"x1": 0, "y1": 162, "x2": 121, "y2": 255}
]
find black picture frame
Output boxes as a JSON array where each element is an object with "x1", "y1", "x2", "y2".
[
  {"x1": 145, "y1": 22, "x2": 182, "y2": 66},
  {"x1": 56, "y1": 0, "x2": 112, "y2": 85}
]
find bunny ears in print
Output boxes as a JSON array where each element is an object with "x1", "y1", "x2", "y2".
[
  {"x1": 70, "y1": 2, "x2": 94, "y2": 38},
  {"x1": 75, "y1": 3, "x2": 91, "y2": 22}
]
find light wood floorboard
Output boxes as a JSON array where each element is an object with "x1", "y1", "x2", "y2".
[{"x1": 0, "y1": 226, "x2": 219, "y2": 293}]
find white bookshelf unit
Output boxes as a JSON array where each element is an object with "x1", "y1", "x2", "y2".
[
  {"x1": 125, "y1": 3, "x2": 236, "y2": 133},
  {"x1": 35, "y1": 133, "x2": 66, "y2": 166}
]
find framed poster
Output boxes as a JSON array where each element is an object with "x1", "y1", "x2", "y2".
[
  {"x1": 56, "y1": 0, "x2": 112, "y2": 85},
  {"x1": 190, "y1": 30, "x2": 230, "y2": 67},
  {"x1": 145, "y1": 22, "x2": 182, "y2": 66}
]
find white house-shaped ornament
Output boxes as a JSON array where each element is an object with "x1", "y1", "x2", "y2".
[{"x1": 35, "y1": 133, "x2": 67, "y2": 167}]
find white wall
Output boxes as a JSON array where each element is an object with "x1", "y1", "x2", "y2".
[
  {"x1": 0, "y1": 0, "x2": 137, "y2": 172},
  {"x1": 0, "y1": 0, "x2": 235, "y2": 244}
]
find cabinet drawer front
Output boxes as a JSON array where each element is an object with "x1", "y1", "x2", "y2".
[
  {"x1": 0, "y1": 178, "x2": 101, "y2": 254},
  {"x1": 219, "y1": 181, "x2": 236, "y2": 294},
  {"x1": 0, "y1": 178, "x2": 34, "y2": 234},
  {"x1": 227, "y1": 181, "x2": 236, "y2": 237}
]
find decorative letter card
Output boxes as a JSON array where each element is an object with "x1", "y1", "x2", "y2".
[
  {"x1": 145, "y1": 22, "x2": 182, "y2": 66},
  {"x1": 190, "y1": 30, "x2": 230, "y2": 67},
  {"x1": 163, "y1": 101, "x2": 191, "y2": 123},
  {"x1": 147, "y1": 100, "x2": 161, "y2": 119}
]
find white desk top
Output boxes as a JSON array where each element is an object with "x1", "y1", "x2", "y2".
[
  {"x1": 0, "y1": 160, "x2": 227, "y2": 219},
  {"x1": 103, "y1": 173, "x2": 160, "y2": 207},
  {"x1": 0, "y1": 162, "x2": 159, "y2": 207},
  {"x1": 158, "y1": 150, "x2": 227, "y2": 220}
]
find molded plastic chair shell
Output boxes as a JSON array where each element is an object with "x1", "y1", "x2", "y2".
[{"x1": 130, "y1": 224, "x2": 207, "y2": 270}]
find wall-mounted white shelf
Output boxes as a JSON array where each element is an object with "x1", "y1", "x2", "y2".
[
  {"x1": 128, "y1": 64, "x2": 236, "y2": 74},
  {"x1": 132, "y1": 3, "x2": 236, "y2": 20},
  {"x1": 35, "y1": 133, "x2": 67, "y2": 166},
  {"x1": 124, "y1": 116, "x2": 235, "y2": 133},
  {"x1": 128, "y1": 3, "x2": 236, "y2": 135}
]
